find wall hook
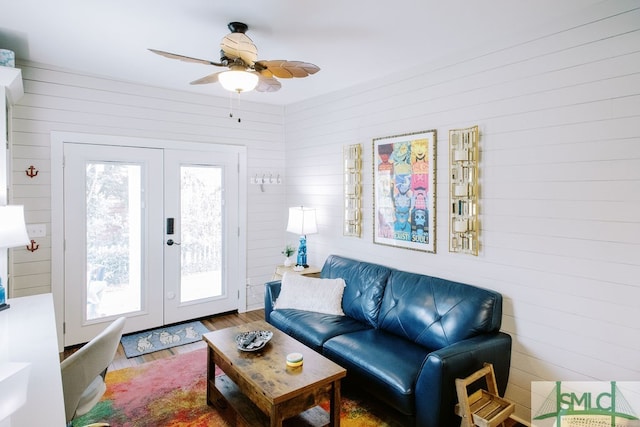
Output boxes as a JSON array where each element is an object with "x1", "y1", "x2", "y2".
[
  {"x1": 251, "y1": 171, "x2": 282, "y2": 190},
  {"x1": 26, "y1": 165, "x2": 39, "y2": 178},
  {"x1": 26, "y1": 239, "x2": 39, "y2": 252}
]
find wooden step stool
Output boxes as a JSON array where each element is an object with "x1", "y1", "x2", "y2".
[{"x1": 455, "y1": 363, "x2": 515, "y2": 427}]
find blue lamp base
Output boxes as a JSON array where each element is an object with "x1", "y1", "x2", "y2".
[
  {"x1": 0, "y1": 279, "x2": 7, "y2": 310},
  {"x1": 296, "y1": 235, "x2": 308, "y2": 268}
]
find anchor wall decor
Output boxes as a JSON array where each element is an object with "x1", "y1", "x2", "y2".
[
  {"x1": 25, "y1": 165, "x2": 39, "y2": 178},
  {"x1": 26, "y1": 239, "x2": 39, "y2": 252}
]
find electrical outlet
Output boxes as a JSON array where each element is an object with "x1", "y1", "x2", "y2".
[{"x1": 27, "y1": 223, "x2": 46, "y2": 238}]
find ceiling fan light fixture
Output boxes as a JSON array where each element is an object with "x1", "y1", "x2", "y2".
[
  {"x1": 218, "y1": 69, "x2": 259, "y2": 93},
  {"x1": 150, "y1": 22, "x2": 319, "y2": 95}
]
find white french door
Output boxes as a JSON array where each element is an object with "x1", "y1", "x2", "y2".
[
  {"x1": 163, "y1": 149, "x2": 240, "y2": 324},
  {"x1": 63, "y1": 141, "x2": 242, "y2": 345}
]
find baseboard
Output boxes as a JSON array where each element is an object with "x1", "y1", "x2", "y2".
[{"x1": 511, "y1": 414, "x2": 531, "y2": 426}]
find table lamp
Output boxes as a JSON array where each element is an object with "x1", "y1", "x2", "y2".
[
  {"x1": 286, "y1": 206, "x2": 317, "y2": 268},
  {"x1": 0, "y1": 205, "x2": 30, "y2": 311}
]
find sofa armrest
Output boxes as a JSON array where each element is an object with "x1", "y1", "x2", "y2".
[
  {"x1": 414, "y1": 332, "x2": 512, "y2": 427},
  {"x1": 264, "y1": 280, "x2": 282, "y2": 323}
]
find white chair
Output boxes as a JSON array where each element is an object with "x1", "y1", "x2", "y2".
[{"x1": 60, "y1": 317, "x2": 126, "y2": 427}]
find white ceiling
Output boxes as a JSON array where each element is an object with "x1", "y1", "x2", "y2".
[{"x1": 0, "y1": 0, "x2": 604, "y2": 105}]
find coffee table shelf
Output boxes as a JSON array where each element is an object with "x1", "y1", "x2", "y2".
[
  {"x1": 210, "y1": 374, "x2": 329, "y2": 427},
  {"x1": 203, "y1": 320, "x2": 346, "y2": 427}
]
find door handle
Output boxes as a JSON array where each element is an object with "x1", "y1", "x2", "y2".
[{"x1": 166, "y1": 239, "x2": 181, "y2": 246}]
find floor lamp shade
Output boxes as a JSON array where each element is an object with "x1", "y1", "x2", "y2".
[{"x1": 286, "y1": 207, "x2": 317, "y2": 267}]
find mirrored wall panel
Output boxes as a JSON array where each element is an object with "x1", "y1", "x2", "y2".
[
  {"x1": 449, "y1": 125, "x2": 479, "y2": 255},
  {"x1": 344, "y1": 144, "x2": 362, "y2": 237}
]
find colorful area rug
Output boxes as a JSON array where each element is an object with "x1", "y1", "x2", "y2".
[
  {"x1": 73, "y1": 347, "x2": 402, "y2": 426},
  {"x1": 120, "y1": 321, "x2": 209, "y2": 358}
]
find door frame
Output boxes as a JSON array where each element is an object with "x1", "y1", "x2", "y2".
[{"x1": 51, "y1": 132, "x2": 247, "y2": 350}]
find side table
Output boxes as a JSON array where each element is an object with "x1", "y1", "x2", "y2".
[{"x1": 272, "y1": 265, "x2": 321, "y2": 280}]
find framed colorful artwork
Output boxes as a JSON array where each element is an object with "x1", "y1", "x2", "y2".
[{"x1": 373, "y1": 129, "x2": 437, "y2": 253}]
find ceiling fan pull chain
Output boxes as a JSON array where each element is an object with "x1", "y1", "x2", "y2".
[
  {"x1": 228, "y1": 92, "x2": 242, "y2": 123},
  {"x1": 228, "y1": 91, "x2": 234, "y2": 118},
  {"x1": 236, "y1": 92, "x2": 242, "y2": 122}
]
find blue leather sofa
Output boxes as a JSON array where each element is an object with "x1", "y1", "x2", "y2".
[{"x1": 265, "y1": 255, "x2": 512, "y2": 427}]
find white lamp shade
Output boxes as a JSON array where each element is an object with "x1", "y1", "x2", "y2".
[
  {"x1": 0, "y1": 362, "x2": 31, "y2": 422},
  {"x1": 286, "y1": 207, "x2": 318, "y2": 235},
  {"x1": 0, "y1": 206, "x2": 29, "y2": 249},
  {"x1": 218, "y1": 69, "x2": 259, "y2": 93}
]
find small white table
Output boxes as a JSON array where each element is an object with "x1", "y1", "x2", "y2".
[{"x1": 1, "y1": 293, "x2": 66, "y2": 426}]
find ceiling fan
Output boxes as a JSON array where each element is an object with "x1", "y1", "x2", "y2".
[{"x1": 149, "y1": 22, "x2": 320, "y2": 94}]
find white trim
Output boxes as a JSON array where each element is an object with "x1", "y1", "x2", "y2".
[
  {"x1": 510, "y1": 414, "x2": 530, "y2": 426},
  {"x1": 51, "y1": 131, "x2": 247, "y2": 349},
  {"x1": 1, "y1": 87, "x2": 7, "y2": 294}
]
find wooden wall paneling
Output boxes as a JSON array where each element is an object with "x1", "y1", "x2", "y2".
[
  {"x1": 8, "y1": 2, "x2": 639, "y2": 421},
  {"x1": 10, "y1": 61, "x2": 286, "y2": 308},
  {"x1": 282, "y1": 3, "x2": 640, "y2": 422}
]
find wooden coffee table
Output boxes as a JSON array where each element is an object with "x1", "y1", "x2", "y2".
[{"x1": 203, "y1": 320, "x2": 347, "y2": 427}]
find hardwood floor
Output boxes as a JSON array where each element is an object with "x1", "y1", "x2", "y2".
[
  {"x1": 60, "y1": 309, "x2": 265, "y2": 370},
  {"x1": 61, "y1": 308, "x2": 528, "y2": 426}
]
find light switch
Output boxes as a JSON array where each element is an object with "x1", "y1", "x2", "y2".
[{"x1": 26, "y1": 223, "x2": 46, "y2": 238}]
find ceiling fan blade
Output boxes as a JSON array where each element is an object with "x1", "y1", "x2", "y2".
[
  {"x1": 149, "y1": 49, "x2": 224, "y2": 67},
  {"x1": 221, "y1": 33, "x2": 258, "y2": 65},
  {"x1": 190, "y1": 72, "x2": 222, "y2": 85},
  {"x1": 255, "y1": 73, "x2": 281, "y2": 92},
  {"x1": 255, "y1": 60, "x2": 320, "y2": 79},
  {"x1": 257, "y1": 68, "x2": 274, "y2": 79}
]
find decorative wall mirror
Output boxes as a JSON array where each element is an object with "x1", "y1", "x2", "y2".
[
  {"x1": 343, "y1": 144, "x2": 362, "y2": 237},
  {"x1": 449, "y1": 125, "x2": 479, "y2": 255}
]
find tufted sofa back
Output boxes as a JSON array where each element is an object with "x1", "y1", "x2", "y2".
[
  {"x1": 321, "y1": 255, "x2": 392, "y2": 327},
  {"x1": 378, "y1": 270, "x2": 503, "y2": 350}
]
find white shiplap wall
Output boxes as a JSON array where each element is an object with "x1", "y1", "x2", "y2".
[
  {"x1": 284, "y1": 1, "x2": 640, "y2": 422},
  {"x1": 6, "y1": 0, "x2": 639, "y2": 422},
  {"x1": 9, "y1": 61, "x2": 287, "y2": 309}
]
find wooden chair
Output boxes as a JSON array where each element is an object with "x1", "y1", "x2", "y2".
[{"x1": 455, "y1": 363, "x2": 515, "y2": 427}]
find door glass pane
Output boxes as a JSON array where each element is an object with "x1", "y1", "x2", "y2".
[
  {"x1": 180, "y1": 166, "x2": 222, "y2": 302},
  {"x1": 86, "y1": 162, "x2": 142, "y2": 320}
]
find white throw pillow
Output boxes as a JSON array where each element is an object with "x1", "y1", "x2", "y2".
[{"x1": 274, "y1": 272, "x2": 346, "y2": 316}]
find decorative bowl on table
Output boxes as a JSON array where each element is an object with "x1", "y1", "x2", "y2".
[{"x1": 235, "y1": 330, "x2": 273, "y2": 352}]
